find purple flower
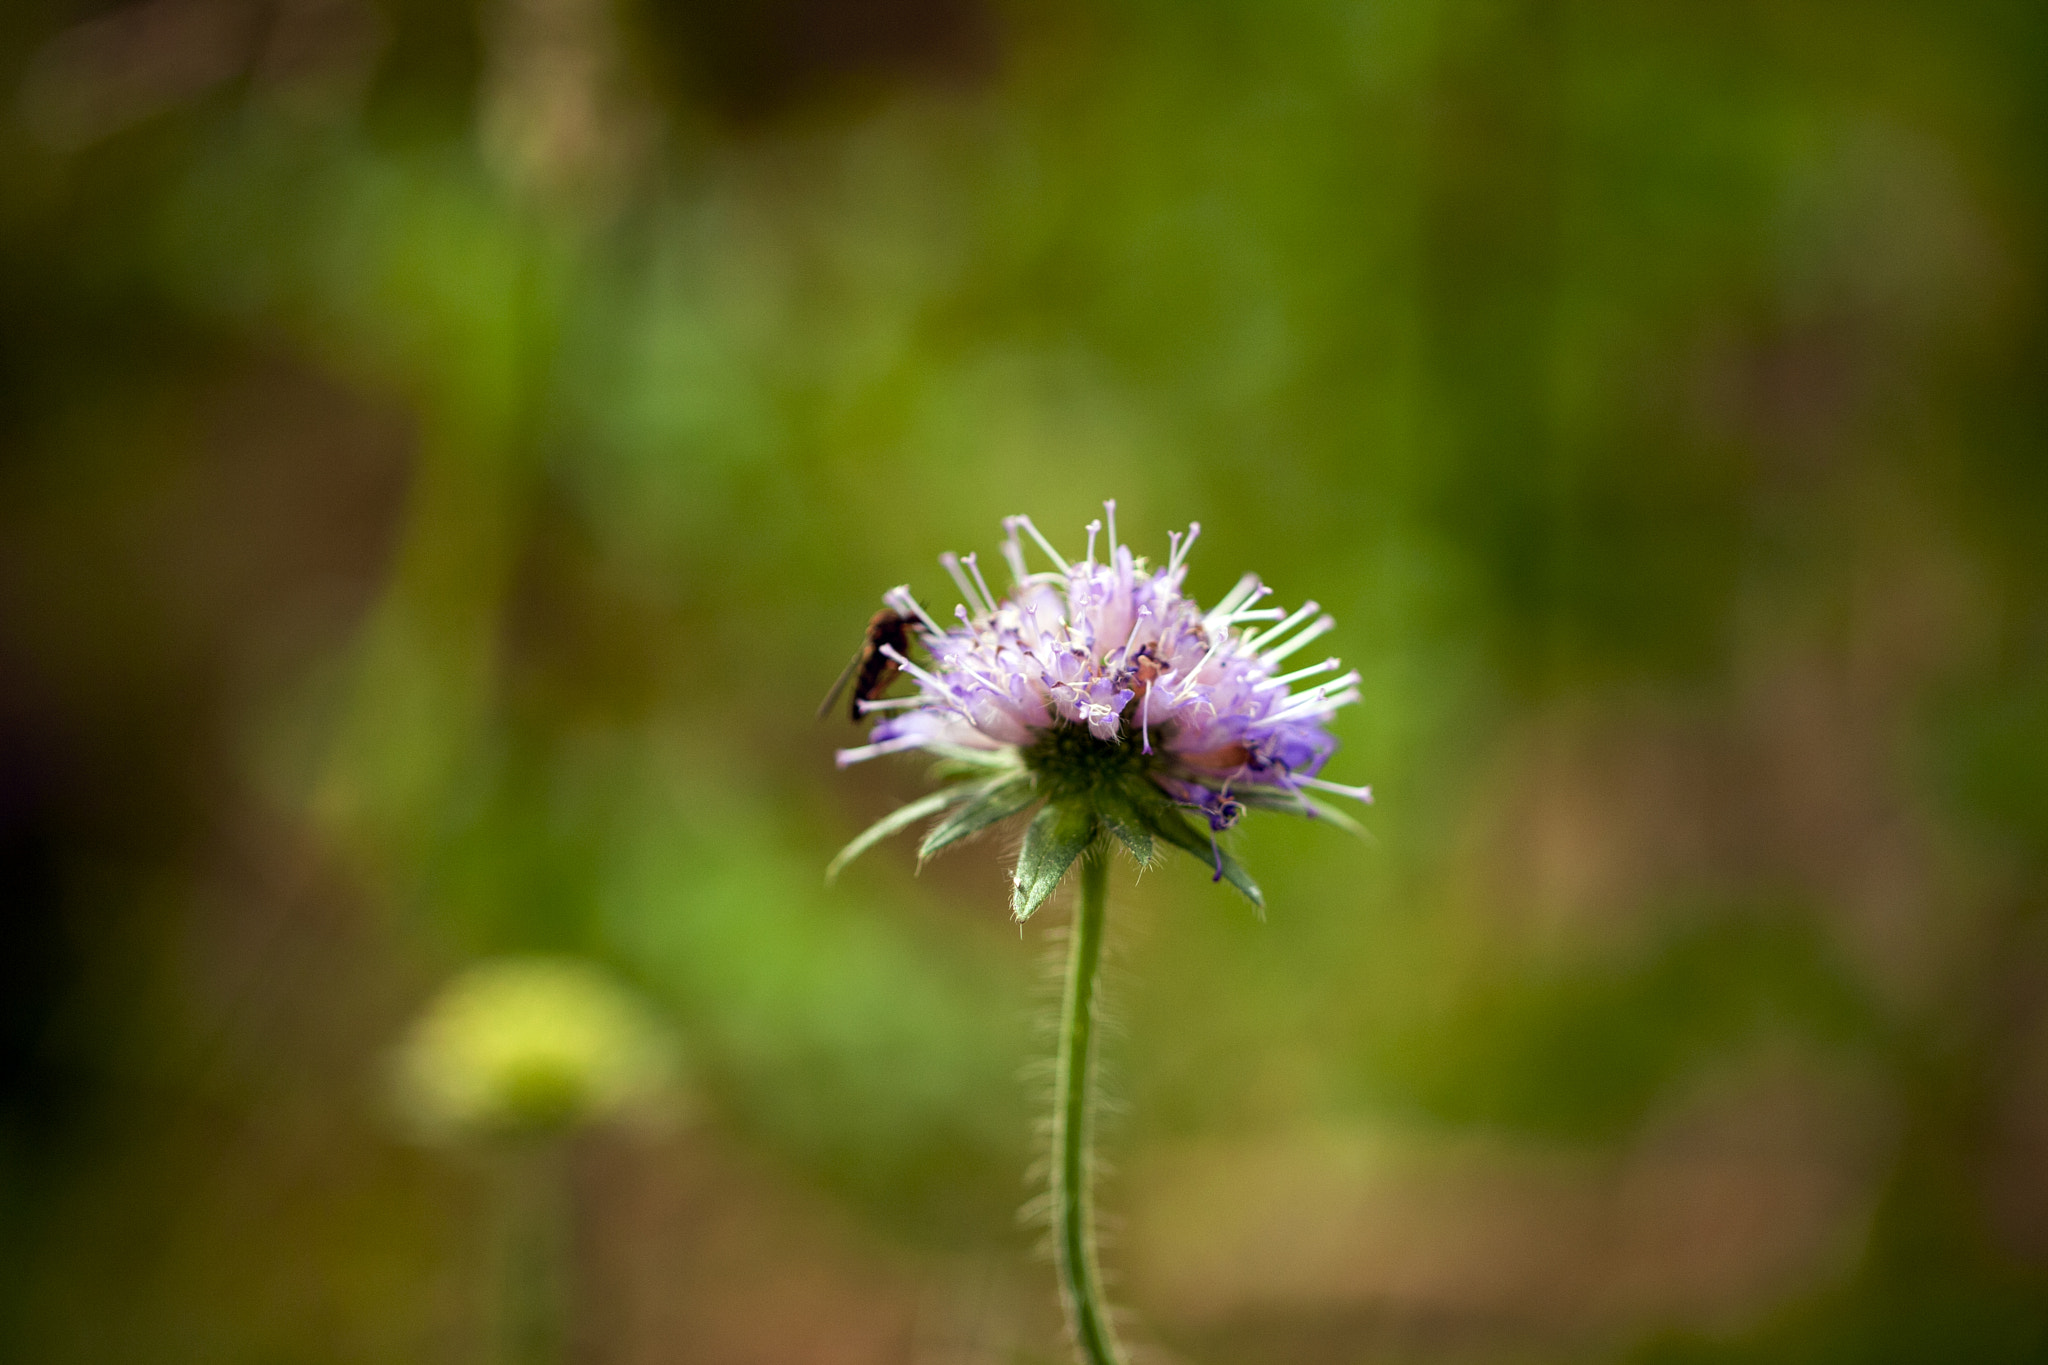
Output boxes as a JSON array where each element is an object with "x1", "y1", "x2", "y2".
[
  {"x1": 826, "y1": 505, "x2": 1372, "y2": 1365},
  {"x1": 836, "y1": 502, "x2": 1374, "y2": 824}
]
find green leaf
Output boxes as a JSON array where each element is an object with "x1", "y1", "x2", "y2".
[
  {"x1": 1095, "y1": 782, "x2": 1159, "y2": 866},
  {"x1": 924, "y1": 744, "x2": 1026, "y2": 780},
  {"x1": 1011, "y1": 802, "x2": 1097, "y2": 921},
  {"x1": 826, "y1": 785, "x2": 976, "y2": 882},
  {"x1": 919, "y1": 776, "x2": 1039, "y2": 861},
  {"x1": 1233, "y1": 787, "x2": 1371, "y2": 838},
  {"x1": 1142, "y1": 803, "x2": 1265, "y2": 911},
  {"x1": 1299, "y1": 793, "x2": 1371, "y2": 838},
  {"x1": 1229, "y1": 786, "x2": 1311, "y2": 817}
]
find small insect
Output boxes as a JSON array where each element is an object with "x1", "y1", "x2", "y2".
[{"x1": 818, "y1": 609, "x2": 918, "y2": 722}]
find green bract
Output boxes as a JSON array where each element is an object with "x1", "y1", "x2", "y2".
[{"x1": 830, "y1": 721, "x2": 1269, "y2": 920}]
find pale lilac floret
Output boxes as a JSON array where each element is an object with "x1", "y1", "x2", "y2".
[{"x1": 835, "y1": 503, "x2": 1374, "y2": 817}]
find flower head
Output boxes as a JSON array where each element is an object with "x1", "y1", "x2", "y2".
[{"x1": 830, "y1": 503, "x2": 1372, "y2": 916}]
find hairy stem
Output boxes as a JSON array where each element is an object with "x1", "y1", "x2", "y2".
[{"x1": 1053, "y1": 837, "x2": 1125, "y2": 1365}]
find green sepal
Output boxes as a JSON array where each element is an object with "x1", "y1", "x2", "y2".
[
  {"x1": 919, "y1": 775, "x2": 1040, "y2": 862},
  {"x1": 1095, "y1": 781, "x2": 1159, "y2": 867},
  {"x1": 925, "y1": 744, "x2": 1027, "y2": 781},
  {"x1": 1231, "y1": 786, "x2": 1371, "y2": 838},
  {"x1": 826, "y1": 785, "x2": 977, "y2": 882},
  {"x1": 1139, "y1": 799, "x2": 1265, "y2": 911},
  {"x1": 1011, "y1": 802, "x2": 1098, "y2": 921}
]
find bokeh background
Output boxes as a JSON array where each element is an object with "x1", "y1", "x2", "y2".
[{"x1": 3, "y1": 0, "x2": 2047, "y2": 1361}]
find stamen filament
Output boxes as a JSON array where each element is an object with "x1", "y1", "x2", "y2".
[
  {"x1": 1255, "y1": 657, "x2": 1342, "y2": 692},
  {"x1": 1208, "y1": 573, "x2": 1263, "y2": 621},
  {"x1": 877, "y1": 643, "x2": 948, "y2": 691},
  {"x1": 1000, "y1": 531, "x2": 1029, "y2": 585},
  {"x1": 1260, "y1": 614, "x2": 1334, "y2": 665},
  {"x1": 884, "y1": 586, "x2": 946, "y2": 635},
  {"x1": 833, "y1": 735, "x2": 929, "y2": 767},
  {"x1": 1298, "y1": 775, "x2": 1375, "y2": 803},
  {"x1": 1013, "y1": 515, "x2": 1072, "y2": 575},
  {"x1": 1173, "y1": 635, "x2": 1229, "y2": 700},
  {"x1": 1265, "y1": 670, "x2": 1361, "y2": 716},
  {"x1": 855, "y1": 696, "x2": 926, "y2": 713},
  {"x1": 1243, "y1": 600, "x2": 1319, "y2": 652},
  {"x1": 964, "y1": 554, "x2": 1000, "y2": 616},
  {"x1": 941, "y1": 553, "x2": 990, "y2": 617},
  {"x1": 1112, "y1": 608, "x2": 1152, "y2": 666},
  {"x1": 1253, "y1": 687, "x2": 1361, "y2": 728}
]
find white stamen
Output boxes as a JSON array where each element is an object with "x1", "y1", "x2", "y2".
[
  {"x1": 952, "y1": 657, "x2": 1009, "y2": 695},
  {"x1": 1257, "y1": 685, "x2": 1362, "y2": 726},
  {"x1": 1012, "y1": 515, "x2": 1071, "y2": 575},
  {"x1": 884, "y1": 586, "x2": 946, "y2": 635},
  {"x1": 1206, "y1": 573, "x2": 1263, "y2": 623},
  {"x1": 1115, "y1": 607, "x2": 1152, "y2": 663},
  {"x1": 1084, "y1": 520, "x2": 1100, "y2": 565},
  {"x1": 855, "y1": 696, "x2": 926, "y2": 713},
  {"x1": 877, "y1": 643, "x2": 948, "y2": 691},
  {"x1": 1260, "y1": 614, "x2": 1334, "y2": 665},
  {"x1": 1173, "y1": 635, "x2": 1230, "y2": 700},
  {"x1": 964, "y1": 554, "x2": 999, "y2": 616},
  {"x1": 939, "y1": 553, "x2": 986, "y2": 617},
  {"x1": 1168, "y1": 521, "x2": 1202, "y2": 574},
  {"x1": 1000, "y1": 520, "x2": 1029, "y2": 583},
  {"x1": 1216, "y1": 582, "x2": 1279, "y2": 625},
  {"x1": 1298, "y1": 775, "x2": 1374, "y2": 803},
  {"x1": 834, "y1": 735, "x2": 929, "y2": 767},
  {"x1": 1243, "y1": 600, "x2": 1319, "y2": 652},
  {"x1": 1267, "y1": 670, "x2": 1361, "y2": 713},
  {"x1": 1255, "y1": 657, "x2": 1341, "y2": 692},
  {"x1": 1104, "y1": 499, "x2": 1119, "y2": 555}
]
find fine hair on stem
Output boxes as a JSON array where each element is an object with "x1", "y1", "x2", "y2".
[{"x1": 1051, "y1": 835, "x2": 1126, "y2": 1365}]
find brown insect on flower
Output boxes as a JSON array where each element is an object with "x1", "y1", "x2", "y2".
[{"x1": 817, "y1": 609, "x2": 918, "y2": 722}]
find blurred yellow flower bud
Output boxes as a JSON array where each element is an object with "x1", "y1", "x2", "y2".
[{"x1": 392, "y1": 956, "x2": 679, "y2": 1143}]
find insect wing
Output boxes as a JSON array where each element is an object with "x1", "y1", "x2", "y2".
[{"x1": 817, "y1": 646, "x2": 865, "y2": 720}]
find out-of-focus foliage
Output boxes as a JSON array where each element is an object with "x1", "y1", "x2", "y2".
[{"x1": 0, "y1": 0, "x2": 2045, "y2": 1361}]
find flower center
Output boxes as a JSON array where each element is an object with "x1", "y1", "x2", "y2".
[{"x1": 1022, "y1": 721, "x2": 1156, "y2": 803}]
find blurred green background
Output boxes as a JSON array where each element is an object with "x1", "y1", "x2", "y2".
[{"x1": 2, "y1": 0, "x2": 2046, "y2": 1361}]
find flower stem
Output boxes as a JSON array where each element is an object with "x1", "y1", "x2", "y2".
[
  {"x1": 491, "y1": 1140, "x2": 568, "y2": 1365},
  {"x1": 1053, "y1": 836, "x2": 1126, "y2": 1365}
]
